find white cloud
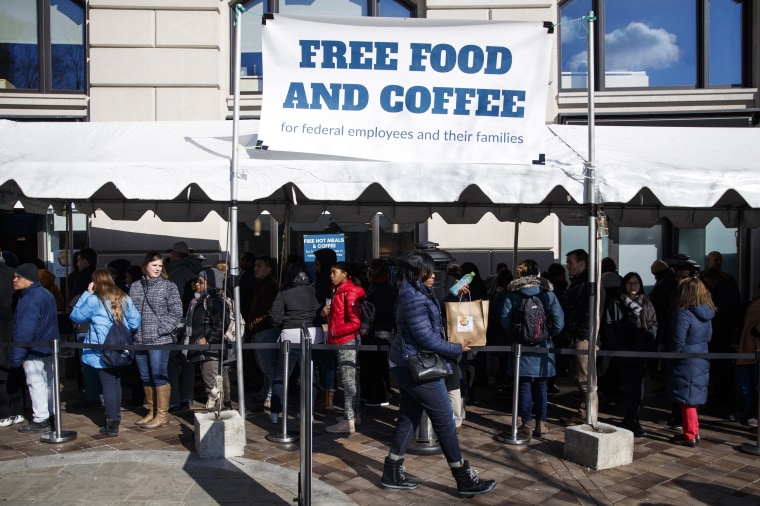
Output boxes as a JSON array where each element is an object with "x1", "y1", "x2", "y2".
[
  {"x1": 604, "y1": 22, "x2": 679, "y2": 70},
  {"x1": 566, "y1": 21, "x2": 679, "y2": 72}
]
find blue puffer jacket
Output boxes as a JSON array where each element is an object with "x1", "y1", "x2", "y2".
[
  {"x1": 667, "y1": 304, "x2": 714, "y2": 406},
  {"x1": 70, "y1": 291, "x2": 141, "y2": 369},
  {"x1": 11, "y1": 282, "x2": 58, "y2": 367},
  {"x1": 389, "y1": 279, "x2": 462, "y2": 369},
  {"x1": 500, "y1": 277, "x2": 564, "y2": 378}
]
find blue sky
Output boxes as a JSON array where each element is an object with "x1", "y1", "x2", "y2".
[{"x1": 560, "y1": 0, "x2": 743, "y2": 87}]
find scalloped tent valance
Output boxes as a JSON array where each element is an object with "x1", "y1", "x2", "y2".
[{"x1": 1, "y1": 120, "x2": 757, "y2": 227}]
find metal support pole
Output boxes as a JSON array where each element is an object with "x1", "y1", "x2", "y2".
[
  {"x1": 740, "y1": 351, "x2": 760, "y2": 456},
  {"x1": 267, "y1": 340, "x2": 298, "y2": 444},
  {"x1": 584, "y1": 10, "x2": 600, "y2": 427},
  {"x1": 41, "y1": 339, "x2": 77, "y2": 443},
  {"x1": 497, "y1": 343, "x2": 530, "y2": 445},
  {"x1": 298, "y1": 324, "x2": 313, "y2": 506},
  {"x1": 229, "y1": 3, "x2": 246, "y2": 436}
]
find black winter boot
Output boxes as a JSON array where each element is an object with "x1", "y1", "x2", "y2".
[
  {"x1": 451, "y1": 460, "x2": 496, "y2": 497},
  {"x1": 99, "y1": 418, "x2": 120, "y2": 437},
  {"x1": 380, "y1": 457, "x2": 419, "y2": 490}
]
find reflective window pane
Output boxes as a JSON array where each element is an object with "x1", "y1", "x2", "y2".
[
  {"x1": 559, "y1": 0, "x2": 593, "y2": 89},
  {"x1": 709, "y1": 0, "x2": 743, "y2": 86},
  {"x1": 379, "y1": 0, "x2": 415, "y2": 17},
  {"x1": 50, "y1": 0, "x2": 85, "y2": 91},
  {"x1": 604, "y1": 0, "x2": 696, "y2": 88},
  {"x1": 0, "y1": 0, "x2": 39, "y2": 90},
  {"x1": 240, "y1": 0, "x2": 265, "y2": 93},
  {"x1": 280, "y1": 0, "x2": 365, "y2": 17}
]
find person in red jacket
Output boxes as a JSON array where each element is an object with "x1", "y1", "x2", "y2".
[{"x1": 323, "y1": 261, "x2": 365, "y2": 434}]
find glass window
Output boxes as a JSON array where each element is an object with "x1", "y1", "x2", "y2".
[
  {"x1": 50, "y1": 0, "x2": 85, "y2": 91},
  {"x1": 234, "y1": 0, "x2": 416, "y2": 94},
  {"x1": 0, "y1": 0, "x2": 39, "y2": 90},
  {"x1": 709, "y1": 0, "x2": 743, "y2": 86},
  {"x1": 0, "y1": 0, "x2": 84, "y2": 93},
  {"x1": 559, "y1": 0, "x2": 746, "y2": 90},
  {"x1": 618, "y1": 225, "x2": 662, "y2": 291},
  {"x1": 559, "y1": 0, "x2": 592, "y2": 89},
  {"x1": 603, "y1": 0, "x2": 696, "y2": 88}
]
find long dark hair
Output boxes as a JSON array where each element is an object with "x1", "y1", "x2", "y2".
[{"x1": 398, "y1": 250, "x2": 435, "y2": 296}]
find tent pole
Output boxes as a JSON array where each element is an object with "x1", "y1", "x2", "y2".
[
  {"x1": 65, "y1": 203, "x2": 74, "y2": 304},
  {"x1": 230, "y1": 4, "x2": 246, "y2": 434},
  {"x1": 512, "y1": 210, "x2": 520, "y2": 274},
  {"x1": 585, "y1": 11, "x2": 600, "y2": 427}
]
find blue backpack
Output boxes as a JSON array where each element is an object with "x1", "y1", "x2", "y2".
[{"x1": 100, "y1": 299, "x2": 134, "y2": 367}]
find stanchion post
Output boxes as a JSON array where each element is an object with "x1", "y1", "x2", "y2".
[
  {"x1": 496, "y1": 343, "x2": 530, "y2": 445},
  {"x1": 740, "y1": 350, "x2": 760, "y2": 456},
  {"x1": 405, "y1": 411, "x2": 442, "y2": 455},
  {"x1": 41, "y1": 338, "x2": 76, "y2": 444},
  {"x1": 298, "y1": 324, "x2": 313, "y2": 506},
  {"x1": 267, "y1": 339, "x2": 298, "y2": 444}
]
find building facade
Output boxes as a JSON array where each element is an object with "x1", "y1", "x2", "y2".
[{"x1": 1, "y1": 1, "x2": 758, "y2": 289}]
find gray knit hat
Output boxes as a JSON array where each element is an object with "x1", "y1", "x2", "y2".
[
  {"x1": 200, "y1": 267, "x2": 225, "y2": 290},
  {"x1": 15, "y1": 263, "x2": 39, "y2": 283}
]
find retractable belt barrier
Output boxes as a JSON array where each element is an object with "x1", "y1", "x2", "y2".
[{"x1": 2, "y1": 339, "x2": 759, "y2": 475}]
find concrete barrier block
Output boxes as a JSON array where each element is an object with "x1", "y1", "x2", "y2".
[
  {"x1": 194, "y1": 410, "x2": 245, "y2": 459},
  {"x1": 563, "y1": 423, "x2": 633, "y2": 470}
]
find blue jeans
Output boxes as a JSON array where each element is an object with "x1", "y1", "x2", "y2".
[
  {"x1": 271, "y1": 344, "x2": 300, "y2": 415},
  {"x1": 135, "y1": 348, "x2": 170, "y2": 387},
  {"x1": 388, "y1": 365, "x2": 462, "y2": 465},
  {"x1": 312, "y1": 349, "x2": 336, "y2": 391},
  {"x1": 97, "y1": 367, "x2": 123, "y2": 420},
  {"x1": 518, "y1": 377, "x2": 547, "y2": 424},
  {"x1": 253, "y1": 328, "x2": 280, "y2": 398},
  {"x1": 735, "y1": 364, "x2": 758, "y2": 419}
]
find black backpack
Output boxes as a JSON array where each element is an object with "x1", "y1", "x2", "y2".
[
  {"x1": 512, "y1": 293, "x2": 550, "y2": 345},
  {"x1": 343, "y1": 292, "x2": 376, "y2": 337},
  {"x1": 99, "y1": 299, "x2": 135, "y2": 367}
]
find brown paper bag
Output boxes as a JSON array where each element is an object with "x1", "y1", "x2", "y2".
[{"x1": 445, "y1": 299, "x2": 489, "y2": 346}]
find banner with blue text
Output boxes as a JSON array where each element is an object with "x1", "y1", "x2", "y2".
[{"x1": 259, "y1": 16, "x2": 552, "y2": 164}]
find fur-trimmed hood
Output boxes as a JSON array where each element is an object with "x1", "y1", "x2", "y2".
[{"x1": 507, "y1": 276, "x2": 554, "y2": 293}]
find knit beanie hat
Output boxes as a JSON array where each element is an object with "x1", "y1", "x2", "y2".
[
  {"x1": 651, "y1": 260, "x2": 670, "y2": 274},
  {"x1": 15, "y1": 263, "x2": 39, "y2": 283}
]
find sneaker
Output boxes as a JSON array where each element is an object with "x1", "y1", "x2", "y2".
[
  {"x1": 18, "y1": 421, "x2": 51, "y2": 433},
  {"x1": 269, "y1": 412, "x2": 280, "y2": 424},
  {"x1": 10, "y1": 415, "x2": 24, "y2": 424},
  {"x1": 747, "y1": 418, "x2": 758, "y2": 428},
  {"x1": 335, "y1": 414, "x2": 361, "y2": 425},
  {"x1": 670, "y1": 434, "x2": 699, "y2": 448},
  {"x1": 0, "y1": 418, "x2": 11, "y2": 427},
  {"x1": 325, "y1": 418, "x2": 355, "y2": 434}
]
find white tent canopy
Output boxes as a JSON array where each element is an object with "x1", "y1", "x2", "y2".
[{"x1": 1, "y1": 119, "x2": 758, "y2": 226}]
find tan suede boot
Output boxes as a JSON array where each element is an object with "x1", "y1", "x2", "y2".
[
  {"x1": 135, "y1": 386, "x2": 156, "y2": 427},
  {"x1": 315, "y1": 390, "x2": 327, "y2": 410},
  {"x1": 325, "y1": 390, "x2": 335, "y2": 410},
  {"x1": 143, "y1": 384, "x2": 170, "y2": 429}
]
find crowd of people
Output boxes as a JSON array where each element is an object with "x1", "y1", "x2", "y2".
[{"x1": 2, "y1": 241, "x2": 760, "y2": 496}]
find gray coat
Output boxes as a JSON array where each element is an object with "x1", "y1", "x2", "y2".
[{"x1": 130, "y1": 276, "x2": 183, "y2": 345}]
